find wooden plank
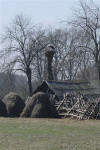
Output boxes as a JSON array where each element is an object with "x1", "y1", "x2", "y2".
[{"x1": 57, "y1": 95, "x2": 67, "y2": 111}]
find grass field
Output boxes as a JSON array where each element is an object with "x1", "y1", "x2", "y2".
[{"x1": 0, "y1": 118, "x2": 100, "y2": 150}]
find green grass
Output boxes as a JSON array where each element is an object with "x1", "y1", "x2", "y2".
[{"x1": 0, "y1": 118, "x2": 100, "y2": 150}]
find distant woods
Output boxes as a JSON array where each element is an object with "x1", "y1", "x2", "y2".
[{"x1": 0, "y1": 0, "x2": 100, "y2": 97}]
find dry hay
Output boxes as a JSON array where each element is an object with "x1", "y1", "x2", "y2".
[
  {"x1": 0, "y1": 99, "x2": 7, "y2": 117},
  {"x1": 3, "y1": 92, "x2": 25, "y2": 117},
  {"x1": 20, "y1": 92, "x2": 58, "y2": 118}
]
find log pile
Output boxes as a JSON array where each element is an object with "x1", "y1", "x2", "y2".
[{"x1": 55, "y1": 94, "x2": 100, "y2": 120}]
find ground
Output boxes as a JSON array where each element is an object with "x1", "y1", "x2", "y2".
[{"x1": 0, "y1": 118, "x2": 100, "y2": 150}]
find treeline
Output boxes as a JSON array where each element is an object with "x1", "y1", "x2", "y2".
[
  {"x1": 0, "y1": 72, "x2": 28, "y2": 99},
  {"x1": 0, "y1": 72, "x2": 41, "y2": 99},
  {"x1": 0, "y1": 0, "x2": 100, "y2": 96}
]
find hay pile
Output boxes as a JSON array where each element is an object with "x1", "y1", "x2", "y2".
[
  {"x1": 0, "y1": 99, "x2": 7, "y2": 117},
  {"x1": 3, "y1": 92, "x2": 25, "y2": 117},
  {"x1": 20, "y1": 92, "x2": 58, "y2": 118}
]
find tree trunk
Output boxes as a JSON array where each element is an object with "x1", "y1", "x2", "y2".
[
  {"x1": 94, "y1": 50, "x2": 100, "y2": 82},
  {"x1": 98, "y1": 67, "x2": 100, "y2": 82},
  {"x1": 26, "y1": 67, "x2": 32, "y2": 96}
]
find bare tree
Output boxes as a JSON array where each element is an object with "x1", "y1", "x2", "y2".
[
  {"x1": 70, "y1": 0, "x2": 100, "y2": 81},
  {"x1": 0, "y1": 15, "x2": 46, "y2": 96},
  {"x1": 47, "y1": 28, "x2": 83, "y2": 80}
]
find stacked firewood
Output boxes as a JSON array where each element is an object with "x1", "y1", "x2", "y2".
[{"x1": 55, "y1": 94, "x2": 100, "y2": 120}]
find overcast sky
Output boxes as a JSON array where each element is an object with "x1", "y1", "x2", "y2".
[{"x1": 0, "y1": 0, "x2": 100, "y2": 33}]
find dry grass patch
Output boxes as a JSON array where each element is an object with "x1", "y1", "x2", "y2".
[{"x1": 0, "y1": 118, "x2": 100, "y2": 150}]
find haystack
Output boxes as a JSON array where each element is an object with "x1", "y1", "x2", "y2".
[
  {"x1": 0, "y1": 99, "x2": 7, "y2": 117},
  {"x1": 20, "y1": 92, "x2": 58, "y2": 118},
  {"x1": 3, "y1": 92, "x2": 25, "y2": 117}
]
